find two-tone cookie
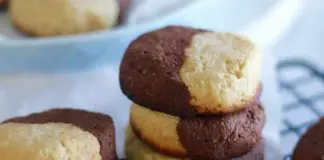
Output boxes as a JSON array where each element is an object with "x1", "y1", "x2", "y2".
[
  {"x1": 129, "y1": 103, "x2": 265, "y2": 159},
  {"x1": 125, "y1": 126, "x2": 264, "y2": 160},
  {"x1": 120, "y1": 26, "x2": 262, "y2": 116},
  {"x1": 292, "y1": 117, "x2": 324, "y2": 160},
  {"x1": 2, "y1": 108, "x2": 116, "y2": 160}
]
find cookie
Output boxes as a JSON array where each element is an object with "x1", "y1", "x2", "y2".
[
  {"x1": 4, "y1": 108, "x2": 116, "y2": 160},
  {"x1": 9, "y1": 0, "x2": 119, "y2": 36},
  {"x1": 125, "y1": 126, "x2": 264, "y2": 160},
  {"x1": 0, "y1": 123, "x2": 101, "y2": 160},
  {"x1": 292, "y1": 117, "x2": 324, "y2": 160},
  {"x1": 130, "y1": 103, "x2": 265, "y2": 159},
  {"x1": 120, "y1": 26, "x2": 262, "y2": 116}
]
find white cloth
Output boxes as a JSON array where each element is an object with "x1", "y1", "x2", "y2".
[{"x1": 0, "y1": 0, "x2": 305, "y2": 159}]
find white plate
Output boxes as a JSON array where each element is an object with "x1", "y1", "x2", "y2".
[{"x1": 0, "y1": 0, "x2": 303, "y2": 73}]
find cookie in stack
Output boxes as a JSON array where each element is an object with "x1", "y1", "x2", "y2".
[
  {"x1": 0, "y1": 108, "x2": 117, "y2": 160},
  {"x1": 120, "y1": 26, "x2": 266, "y2": 160}
]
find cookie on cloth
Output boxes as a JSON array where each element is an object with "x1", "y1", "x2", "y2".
[
  {"x1": 125, "y1": 126, "x2": 265, "y2": 160},
  {"x1": 4, "y1": 108, "x2": 116, "y2": 160},
  {"x1": 292, "y1": 117, "x2": 324, "y2": 160},
  {"x1": 130, "y1": 103, "x2": 265, "y2": 159},
  {"x1": 120, "y1": 26, "x2": 262, "y2": 116},
  {"x1": 9, "y1": 0, "x2": 119, "y2": 36},
  {"x1": 0, "y1": 123, "x2": 101, "y2": 160}
]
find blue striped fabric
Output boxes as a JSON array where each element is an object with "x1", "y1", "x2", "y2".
[{"x1": 278, "y1": 60, "x2": 324, "y2": 159}]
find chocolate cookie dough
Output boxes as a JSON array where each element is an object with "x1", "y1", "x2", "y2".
[
  {"x1": 4, "y1": 108, "x2": 116, "y2": 160},
  {"x1": 233, "y1": 138, "x2": 264, "y2": 160},
  {"x1": 292, "y1": 117, "x2": 324, "y2": 160},
  {"x1": 120, "y1": 26, "x2": 203, "y2": 117},
  {"x1": 120, "y1": 26, "x2": 262, "y2": 117},
  {"x1": 178, "y1": 105, "x2": 265, "y2": 160}
]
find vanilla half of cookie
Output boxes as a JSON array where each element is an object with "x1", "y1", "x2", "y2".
[
  {"x1": 130, "y1": 103, "x2": 186, "y2": 157},
  {"x1": 0, "y1": 123, "x2": 101, "y2": 160},
  {"x1": 180, "y1": 32, "x2": 261, "y2": 113}
]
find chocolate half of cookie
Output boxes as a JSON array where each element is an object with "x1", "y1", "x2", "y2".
[
  {"x1": 233, "y1": 138, "x2": 264, "y2": 160},
  {"x1": 3, "y1": 108, "x2": 116, "y2": 160},
  {"x1": 120, "y1": 25, "x2": 262, "y2": 117},
  {"x1": 178, "y1": 104, "x2": 265, "y2": 160},
  {"x1": 292, "y1": 117, "x2": 324, "y2": 160}
]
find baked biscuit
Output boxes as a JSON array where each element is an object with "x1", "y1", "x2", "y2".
[
  {"x1": 125, "y1": 126, "x2": 264, "y2": 160},
  {"x1": 10, "y1": 0, "x2": 119, "y2": 36},
  {"x1": 120, "y1": 26, "x2": 262, "y2": 116},
  {"x1": 292, "y1": 117, "x2": 324, "y2": 160},
  {"x1": 0, "y1": 123, "x2": 101, "y2": 160},
  {"x1": 130, "y1": 103, "x2": 265, "y2": 159},
  {"x1": 4, "y1": 108, "x2": 116, "y2": 160}
]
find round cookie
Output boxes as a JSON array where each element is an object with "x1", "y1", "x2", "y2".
[
  {"x1": 125, "y1": 126, "x2": 264, "y2": 160},
  {"x1": 4, "y1": 108, "x2": 116, "y2": 160},
  {"x1": 0, "y1": 123, "x2": 101, "y2": 160},
  {"x1": 292, "y1": 117, "x2": 324, "y2": 160},
  {"x1": 120, "y1": 26, "x2": 262, "y2": 116},
  {"x1": 9, "y1": 0, "x2": 119, "y2": 36},
  {"x1": 130, "y1": 103, "x2": 265, "y2": 159}
]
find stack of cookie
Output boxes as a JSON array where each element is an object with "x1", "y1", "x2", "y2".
[{"x1": 120, "y1": 26, "x2": 266, "y2": 160}]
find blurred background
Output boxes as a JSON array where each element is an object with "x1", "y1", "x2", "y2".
[{"x1": 1, "y1": 0, "x2": 324, "y2": 159}]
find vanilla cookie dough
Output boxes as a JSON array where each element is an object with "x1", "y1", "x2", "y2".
[
  {"x1": 9, "y1": 0, "x2": 119, "y2": 36},
  {"x1": 120, "y1": 26, "x2": 262, "y2": 116},
  {"x1": 0, "y1": 123, "x2": 101, "y2": 160}
]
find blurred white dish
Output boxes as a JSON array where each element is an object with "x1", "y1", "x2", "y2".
[{"x1": 0, "y1": 0, "x2": 303, "y2": 73}]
